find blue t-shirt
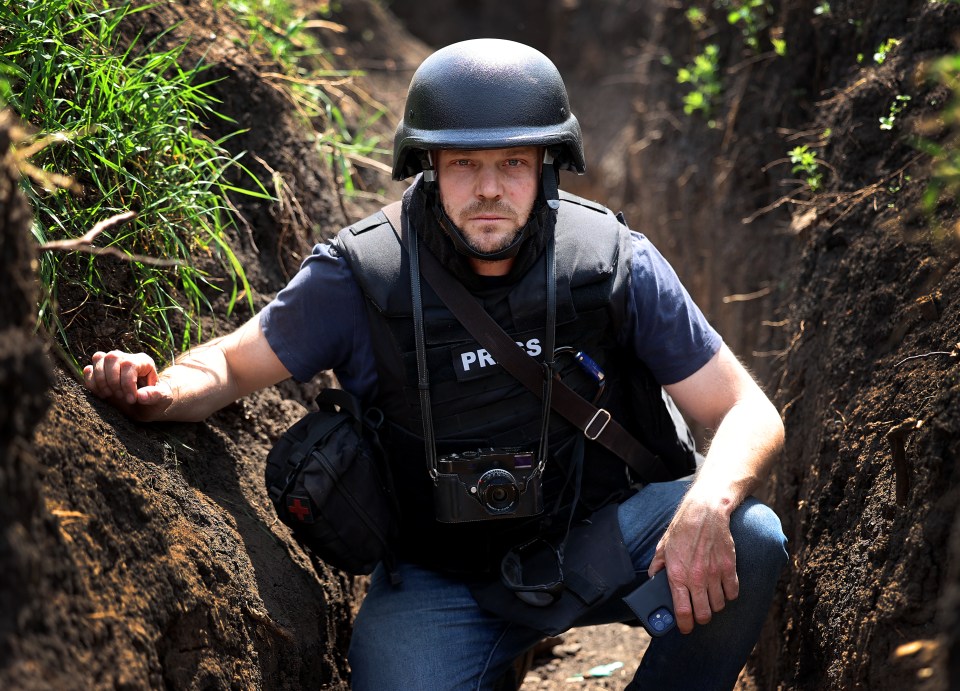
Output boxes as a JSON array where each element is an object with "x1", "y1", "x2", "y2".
[{"x1": 259, "y1": 231, "x2": 722, "y2": 400}]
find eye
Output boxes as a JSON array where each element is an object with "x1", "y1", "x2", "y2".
[{"x1": 504, "y1": 159, "x2": 525, "y2": 167}]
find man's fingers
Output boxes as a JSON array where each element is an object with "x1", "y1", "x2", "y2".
[
  {"x1": 101, "y1": 352, "x2": 126, "y2": 399},
  {"x1": 670, "y1": 583, "x2": 695, "y2": 634},
  {"x1": 84, "y1": 351, "x2": 159, "y2": 402},
  {"x1": 690, "y1": 587, "x2": 713, "y2": 626},
  {"x1": 120, "y1": 361, "x2": 142, "y2": 403},
  {"x1": 91, "y1": 351, "x2": 112, "y2": 396},
  {"x1": 141, "y1": 364, "x2": 159, "y2": 388},
  {"x1": 135, "y1": 386, "x2": 159, "y2": 404},
  {"x1": 722, "y1": 570, "x2": 740, "y2": 601},
  {"x1": 647, "y1": 555, "x2": 666, "y2": 579},
  {"x1": 119, "y1": 357, "x2": 158, "y2": 403},
  {"x1": 707, "y1": 581, "x2": 726, "y2": 614},
  {"x1": 82, "y1": 364, "x2": 94, "y2": 388}
]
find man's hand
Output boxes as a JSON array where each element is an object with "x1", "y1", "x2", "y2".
[
  {"x1": 83, "y1": 350, "x2": 173, "y2": 420},
  {"x1": 80, "y1": 317, "x2": 293, "y2": 423},
  {"x1": 655, "y1": 344, "x2": 784, "y2": 634},
  {"x1": 647, "y1": 493, "x2": 739, "y2": 635}
]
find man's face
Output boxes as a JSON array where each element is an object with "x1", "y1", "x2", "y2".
[{"x1": 435, "y1": 147, "x2": 540, "y2": 255}]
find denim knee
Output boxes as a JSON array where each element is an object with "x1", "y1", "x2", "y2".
[{"x1": 730, "y1": 498, "x2": 788, "y2": 585}]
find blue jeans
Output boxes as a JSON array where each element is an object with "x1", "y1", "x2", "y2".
[{"x1": 348, "y1": 480, "x2": 788, "y2": 690}]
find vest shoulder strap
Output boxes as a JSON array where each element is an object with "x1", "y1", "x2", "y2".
[
  {"x1": 554, "y1": 191, "x2": 624, "y2": 288},
  {"x1": 334, "y1": 208, "x2": 405, "y2": 314}
]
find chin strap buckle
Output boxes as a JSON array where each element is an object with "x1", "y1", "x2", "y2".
[
  {"x1": 420, "y1": 151, "x2": 436, "y2": 184},
  {"x1": 542, "y1": 149, "x2": 560, "y2": 210}
]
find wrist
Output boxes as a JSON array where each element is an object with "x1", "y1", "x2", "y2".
[{"x1": 682, "y1": 482, "x2": 738, "y2": 519}]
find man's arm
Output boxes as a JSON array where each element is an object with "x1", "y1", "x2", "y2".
[
  {"x1": 83, "y1": 314, "x2": 292, "y2": 422},
  {"x1": 651, "y1": 343, "x2": 784, "y2": 634}
]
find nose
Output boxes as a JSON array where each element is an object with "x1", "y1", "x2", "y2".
[{"x1": 475, "y1": 164, "x2": 502, "y2": 200}]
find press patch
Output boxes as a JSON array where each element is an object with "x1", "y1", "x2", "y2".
[{"x1": 452, "y1": 338, "x2": 542, "y2": 382}]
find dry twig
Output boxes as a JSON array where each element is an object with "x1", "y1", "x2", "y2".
[{"x1": 38, "y1": 211, "x2": 181, "y2": 267}]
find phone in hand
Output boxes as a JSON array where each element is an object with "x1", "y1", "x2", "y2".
[{"x1": 622, "y1": 572, "x2": 677, "y2": 637}]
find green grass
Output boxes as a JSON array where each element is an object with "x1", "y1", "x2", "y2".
[
  {"x1": 1, "y1": 0, "x2": 274, "y2": 367},
  {"x1": 224, "y1": 0, "x2": 390, "y2": 194}
]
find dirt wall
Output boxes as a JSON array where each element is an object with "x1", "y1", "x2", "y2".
[
  {"x1": 0, "y1": 117, "x2": 55, "y2": 686},
  {"x1": 4, "y1": 0, "x2": 960, "y2": 688}
]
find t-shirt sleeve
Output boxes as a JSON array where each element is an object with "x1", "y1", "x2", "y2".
[
  {"x1": 258, "y1": 242, "x2": 377, "y2": 399},
  {"x1": 620, "y1": 231, "x2": 723, "y2": 385}
]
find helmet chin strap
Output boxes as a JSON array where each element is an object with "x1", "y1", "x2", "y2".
[
  {"x1": 423, "y1": 149, "x2": 561, "y2": 262},
  {"x1": 541, "y1": 148, "x2": 561, "y2": 210}
]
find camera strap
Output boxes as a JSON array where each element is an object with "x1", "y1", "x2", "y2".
[
  {"x1": 401, "y1": 199, "x2": 440, "y2": 480},
  {"x1": 382, "y1": 201, "x2": 674, "y2": 485}
]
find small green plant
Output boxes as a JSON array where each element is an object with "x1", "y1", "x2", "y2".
[
  {"x1": 888, "y1": 175, "x2": 910, "y2": 195},
  {"x1": 685, "y1": 6, "x2": 708, "y2": 28},
  {"x1": 716, "y1": 0, "x2": 773, "y2": 52},
  {"x1": 772, "y1": 37, "x2": 787, "y2": 57},
  {"x1": 677, "y1": 44, "x2": 722, "y2": 119},
  {"x1": 880, "y1": 94, "x2": 911, "y2": 130},
  {"x1": 874, "y1": 38, "x2": 901, "y2": 65},
  {"x1": 788, "y1": 145, "x2": 823, "y2": 192},
  {"x1": 0, "y1": 0, "x2": 268, "y2": 364},
  {"x1": 814, "y1": 2, "x2": 832, "y2": 15}
]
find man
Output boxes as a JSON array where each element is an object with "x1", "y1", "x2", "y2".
[{"x1": 84, "y1": 39, "x2": 787, "y2": 690}]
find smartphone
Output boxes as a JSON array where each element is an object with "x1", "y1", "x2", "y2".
[{"x1": 622, "y1": 572, "x2": 677, "y2": 637}]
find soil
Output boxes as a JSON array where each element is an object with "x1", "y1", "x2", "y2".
[{"x1": 3, "y1": 1, "x2": 960, "y2": 690}]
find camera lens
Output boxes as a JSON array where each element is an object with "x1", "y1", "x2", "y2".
[{"x1": 476, "y1": 468, "x2": 520, "y2": 514}]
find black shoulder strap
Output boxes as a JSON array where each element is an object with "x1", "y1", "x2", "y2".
[{"x1": 381, "y1": 202, "x2": 674, "y2": 484}]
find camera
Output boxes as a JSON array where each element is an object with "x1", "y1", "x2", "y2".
[{"x1": 433, "y1": 448, "x2": 544, "y2": 523}]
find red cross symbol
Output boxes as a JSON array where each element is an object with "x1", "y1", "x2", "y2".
[{"x1": 288, "y1": 497, "x2": 312, "y2": 522}]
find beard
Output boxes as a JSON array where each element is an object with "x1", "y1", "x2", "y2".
[{"x1": 444, "y1": 199, "x2": 526, "y2": 255}]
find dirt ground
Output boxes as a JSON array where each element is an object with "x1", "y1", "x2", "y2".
[
  {"x1": 518, "y1": 626, "x2": 651, "y2": 690},
  {"x1": 3, "y1": 0, "x2": 960, "y2": 689}
]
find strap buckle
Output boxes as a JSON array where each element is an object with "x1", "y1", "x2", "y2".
[{"x1": 584, "y1": 408, "x2": 612, "y2": 441}]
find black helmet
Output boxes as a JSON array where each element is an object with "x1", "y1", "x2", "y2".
[{"x1": 392, "y1": 38, "x2": 585, "y2": 181}]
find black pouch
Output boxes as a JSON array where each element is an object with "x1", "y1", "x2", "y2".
[
  {"x1": 264, "y1": 387, "x2": 399, "y2": 575},
  {"x1": 469, "y1": 503, "x2": 636, "y2": 636}
]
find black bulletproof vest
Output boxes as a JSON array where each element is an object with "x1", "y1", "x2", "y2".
[{"x1": 335, "y1": 192, "x2": 640, "y2": 574}]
